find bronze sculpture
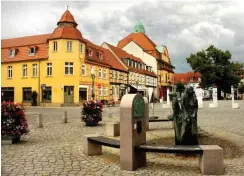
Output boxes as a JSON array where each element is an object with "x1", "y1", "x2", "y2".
[{"x1": 171, "y1": 86, "x2": 198, "y2": 145}]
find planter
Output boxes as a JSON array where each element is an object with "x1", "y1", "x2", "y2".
[
  {"x1": 85, "y1": 121, "x2": 98, "y2": 126},
  {"x1": 1, "y1": 135, "x2": 21, "y2": 144}
]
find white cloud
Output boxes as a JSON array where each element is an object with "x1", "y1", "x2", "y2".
[{"x1": 1, "y1": 1, "x2": 244, "y2": 72}]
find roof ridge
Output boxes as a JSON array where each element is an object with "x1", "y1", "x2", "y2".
[{"x1": 1, "y1": 33, "x2": 52, "y2": 41}]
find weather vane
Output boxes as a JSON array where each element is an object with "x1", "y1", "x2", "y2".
[{"x1": 67, "y1": 5, "x2": 69, "y2": 10}]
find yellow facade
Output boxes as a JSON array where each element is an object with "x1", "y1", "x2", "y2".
[{"x1": 1, "y1": 38, "x2": 111, "y2": 106}]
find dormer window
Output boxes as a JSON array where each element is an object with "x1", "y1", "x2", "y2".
[
  {"x1": 29, "y1": 47, "x2": 35, "y2": 56},
  {"x1": 190, "y1": 77, "x2": 194, "y2": 82},
  {"x1": 87, "y1": 49, "x2": 93, "y2": 57},
  {"x1": 96, "y1": 51, "x2": 103, "y2": 60},
  {"x1": 9, "y1": 49, "x2": 15, "y2": 57}
]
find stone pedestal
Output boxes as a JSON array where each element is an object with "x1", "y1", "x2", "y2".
[
  {"x1": 196, "y1": 87, "x2": 203, "y2": 109},
  {"x1": 199, "y1": 145, "x2": 224, "y2": 175},
  {"x1": 209, "y1": 86, "x2": 218, "y2": 108},
  {"x1": 83, "y1": 135, "x2": 102, "y2": 156},
  {"x1": 120, "y1": 94, "x2": 146, "y2": 171},
  {"x1": 231, "y1": 86, "x2": 240, "y2": 109},
  {"x1": 106, "y1": 122, "x2": 120, "y2": 137}
]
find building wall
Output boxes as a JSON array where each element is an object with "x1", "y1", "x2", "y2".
[
  {"x1": 1, "y1": 61, "x2": 40, "y2": 104},
  {"x1": 122, "y1": 41, "x2": 158, "y2": 74}
]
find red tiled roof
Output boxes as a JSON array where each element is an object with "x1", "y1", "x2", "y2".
[
  {"x1": 84, "y1": 39, "x2": 111, "y2": 68},
  {"x1": 106, "y1": 42, "x2": 143, "y2": 63},
  {"x1": 106, "y1": 42, "x2": 157, "y2": 77},
  {"x1": 1, "y1": 34, "x2": 50, "y2": 63},
  {"x1": 48, "y1": 26, "x2": 83, "y2": 41},
  {"x1": 57, "y1": 10, "x2": 78, "y2": 26},
  {"x1": 174, "y1": 72, "x2": 201, "y2": 84},
  {"x1": 1, "y1": 33, "x2": 51, "y2": 48},
  {"x1": 117, "y1": 32, "x2": 161, "y2": 59}
]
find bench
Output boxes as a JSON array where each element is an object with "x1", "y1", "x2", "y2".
[{"x1": 83, "y1": 135, "x2": 224, "y2": 175}]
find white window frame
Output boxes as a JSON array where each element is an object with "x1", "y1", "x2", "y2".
[
  {"x1": 65, "y1": 62, "x2": 74, "y2": 75},
  {"x1": 80, "y1": 43, "x2": 83, "y2": 53},
  {"x1": 53, "y1": 41, "x2": 58, "y2": 52},
  {"x1": 103, "y1": 69, "x2": 107, "y2": 79},
  {"x1": 67, "y1": 41, "x2": 72, "y2": 52},
  {"x1": 23, "y1": 64, "x2": 27, "y2": 77},
  {"x1": 99, "y1": 87, "x2": 102, "y2": 96},
  {"x1": 32, "y1": 64, "x2": 38, "y2": 77},
  {"x1": 103, "y1": 87, "x2": 107, "y2": 96},
  {"x1": 81, "y1": 64, "x2": 86, "y2": 76},
  {"x1": 47, "y1": 63, "x2": 52, "y2": 76},
  {"x1": 98, "y1": 52, "x2": 103, "y2": 59},
  {"x1": 9, "y1": 49, "x2": 15, "y2": 57},
  {"x1": 29, "y1": 47, "x2": 35, "y2": 56},
  {"x1": 7, "y1": 66, "x2": 12, "y2": 78},
  {"x1": 98, "y1": 68, "x2": 102, "y2": 78},
  {"x1": 88, "y1": 49, "x2": 93, "y2": 56}
]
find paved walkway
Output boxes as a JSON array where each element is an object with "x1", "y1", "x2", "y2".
[{"x1": 2, "y1": 100, "x2": 244, "y2": 175}]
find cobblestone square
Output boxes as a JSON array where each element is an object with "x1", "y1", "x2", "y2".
[{"x1": 2, "y1": 100, "x2": 244, "y2": 175}]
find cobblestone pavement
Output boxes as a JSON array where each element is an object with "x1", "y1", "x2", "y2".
[{"x1": 2, "y1": 100, "x2": 244, "y2": 175}]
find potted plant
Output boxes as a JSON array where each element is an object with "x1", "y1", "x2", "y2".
[
  {"x1": 1, "y1": 101, "x2": 29, "y2": 143},
  {"x1": 31, "y1": 91, "x2": 38, "y2": 106},
  {"x1": 81, "y1": 101, "x2": 103, "y2": 126}
]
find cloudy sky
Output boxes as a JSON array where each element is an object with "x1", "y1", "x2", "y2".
[{"x1": 1, "y1": 1, "x2": 244, "y2": 72}]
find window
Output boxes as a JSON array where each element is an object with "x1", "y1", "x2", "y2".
[
  {"x1": 99, "y1": 87, "x2": 102, "y2": 96},
  {"x1": 22, "y1": 87, "x2": 32, "y2": 101},
  {"x1": 47, "y1": 63, "x2": 52, "y2": 76},
  {"x1": 103, "y1": 87, "x2": 107, "y2": 96},
  {"x1": 198, "y1": 77, "x2": 201, "y2": 82},
  {"x1": 42, "y1": 87, "x2": 52, "y2": 102},
  {"x1": 53, "y1": 41, "x2": 58, "y2": 52},
  {"x1": 7, "y1": 66, "x2": 12, "y2": 78},
  {"x1": 112, "y1": 86, "x2": 115, "y2": 95},
  {"x1": 190, "y1": 77, "x2": 194, "y2": 82},
  {"x1": 165, "y1": 74, "x2": 167, "y2": 82},
  {"x1": 23, "y1": 64, "x2": 27, "y2": 77},
  {"x1": 103, "y1": 69, "x2": 107, "y2": 79},
  {"x1": 9, "y1": 49, "x2": 15, "y2": 57},
  {"x1": 65, "y1": 62, "x2": 74, "y2": 75},
  {"x1": 88, "y1": 49, "x2": 93, "y2": 56},
  {"x1": 81, "y1": 64, "x2": 86, "y2": 76},
  {"x1": 80, "y1": 43, "x2": 83, "y2": 53},
  {"x1": 67, "y1": 41, "x2": 72, "y2": 52},
  {"x1": 96, "y1": 51, "x2": 103, "y2": 59},
  {"x1": 98, "y1": 68, "x2": 102, "y2": 78},
  {"x1": 32, "y1": 64, "x2": 38, "y2": 77},
  {"x1": 112, "y1": 70, "x2": 115, "y2": 78},
  {"x1": 29, "y1": 47, "x2": 35, "y2": 55},
  {"x1": 116, "y1": 71, "x2": 119, "y2": 79}
]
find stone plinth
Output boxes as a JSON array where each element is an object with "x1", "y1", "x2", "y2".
[
  {"x1": 120, "y1": 94, "x2": 146, "y2": 171},
  {"x1": 83, "y1": 135, "x2": 102, "y2": 156},
  {"x1": 232, "y1": 103, "x2": 239, "y2": 109},
  {"x1": 209, "y1": 103, "x2": 218, "y2": 108},
  {"x1": 199, "y1": 145, "x2": 224, "y2": 175},
  {"x1": 106, "y1": 122, "x2": 120, "y2": 137}
]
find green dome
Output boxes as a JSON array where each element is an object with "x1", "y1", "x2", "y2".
[{"x1": 133, "y1": 21, "x2": 145, "y2": 34}]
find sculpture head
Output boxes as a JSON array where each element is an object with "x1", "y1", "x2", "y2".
[{"x1": 185, "y1": 86, "x2": 194, "y2": 97}]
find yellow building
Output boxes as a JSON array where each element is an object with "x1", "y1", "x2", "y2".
[{"x1": 1, "y1": 9, "x2": 109, "y2": 106}]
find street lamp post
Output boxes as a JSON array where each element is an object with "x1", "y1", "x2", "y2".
[{"x1": 91, "y1": 67, "x2": 95, "y2": 100}]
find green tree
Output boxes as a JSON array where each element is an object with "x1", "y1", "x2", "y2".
[
  {"x1": 186, "y1": 45, "x2": 244, "y2": 98},
  {"x1": 176, "y1": 81, "x2": 185, "y2": 95},
  {"x1": 238, "y1": 83, "x2": 244, "y2": 94}
]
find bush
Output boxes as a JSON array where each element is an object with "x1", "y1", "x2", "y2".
[
  {"x1": 1, "y1": 102, "x2": 29, "y2": 137},
  {"x1": 81, "y1": 101, "x2": 103, "y2": 126}
]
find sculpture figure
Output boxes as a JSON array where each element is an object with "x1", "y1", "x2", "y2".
[{"x1": 171, "y1": 86, "x2": 198, "y2": 145}]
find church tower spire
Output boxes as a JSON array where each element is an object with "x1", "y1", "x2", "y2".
[{"x1": 133, "y1": 21, "x2": 145, "y2": 34}]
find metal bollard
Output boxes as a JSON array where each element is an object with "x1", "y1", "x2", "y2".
[
  {"x1": 38, "y1": 113, "x2": 43, "y2": 128},
  {"x1": 64, "y1": 111, "x2": 68, "y2": 123}
]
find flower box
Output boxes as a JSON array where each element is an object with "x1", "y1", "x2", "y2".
[
  {"x1": 81, "y1": 101, "x2": 103, "y2": 126},
  {"x1": 1, "y1": 102, "x2": 29, "y2": 143}
]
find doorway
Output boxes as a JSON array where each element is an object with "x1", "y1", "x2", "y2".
[
  {"x1": 64, "y1": 86, "x2": 74, "y2": 103},
  {"x1": 79, "y1": 87, "x2": 87, "y2": 101}
]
